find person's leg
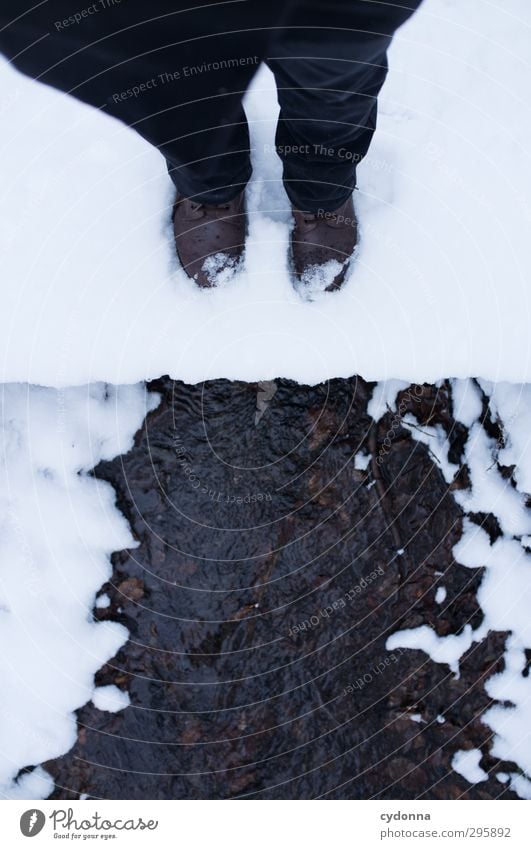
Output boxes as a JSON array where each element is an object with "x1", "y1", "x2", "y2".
[
  {"x1": 0, "y1": 0, "x2": 285, "y2": 203},
  {"x1": 0, "y1": 0, "x2": 290, "y2": 285},
  {"x1": 267, "y1": 0, "x2": 423, "y2": 212}
]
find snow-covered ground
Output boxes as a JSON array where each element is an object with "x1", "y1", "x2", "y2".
[
  {"x1": 1, "y1": 0, "x2": 531, "y2": 386},
  {"x1": 0, "y1": 383, "x2": 157, "y2": 798},
  {"x1": 0, "y1": 0, "x2": 531, "y2": 803}
]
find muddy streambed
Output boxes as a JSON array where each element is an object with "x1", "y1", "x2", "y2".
[{"x1": 42, "y1": 377, "x2": 518, "y2": 799}]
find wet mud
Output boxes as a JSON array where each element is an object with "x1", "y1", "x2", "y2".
[{"x1": 42, "y1": 378, "x2": 518, "y2": 799}]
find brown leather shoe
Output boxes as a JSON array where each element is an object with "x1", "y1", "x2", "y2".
[
  {"x1": 173, "y1": 191, "x2": 246, "y2": 287},
  {"x1": 291, "y1": 195, "x2": 358, "y2": 292}
]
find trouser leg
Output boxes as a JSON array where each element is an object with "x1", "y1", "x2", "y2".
[
  {"x1": 0, "y1": 0, "x2": 285, "y2": 202},
  {"x1": 0, "y1": 1, "x2": 422, "y2": 206},
  {"x1": 267, "y1": 0, "x2": 423, "y2": 211}
]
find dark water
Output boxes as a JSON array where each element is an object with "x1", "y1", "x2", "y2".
[{"x1": 42, "y1": 377, "x2": 517, "y2": 799}]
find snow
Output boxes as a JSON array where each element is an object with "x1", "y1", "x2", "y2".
[
  {"x1": 200, "y1": 252, "x2": 242, "y2": 287},
  {"x1": 296, "y1": 260, "x2": 346, "y2": 299},
  {"x1": 92, "y1": 685, "x2": 130, "y2": 713},
  {"x1": 479, "y1": 381, "x2": 531, "y2": 494},
  {"x1": 2, "y1": 766, "x2": 54, "y2": 801},
  {"x1": 506, "y1": 773, "x2": 531, "y2": 800},
  {"x1": 379, "y1": 378, "x2": 531, "y2": 797},
  {"x1": 0, "y1": 382, "x2": 157, "y2": 799},
  {"x1": 354, "y1": 451, "x2": 371, "y2": 471},
  {"x1": 452, "y1": 521, "x2": 494, "y2": 570},
  {"x1": 453, "y1": 424, "x2": 531, "y2": 537},
  {"x1": 95, "y1": 593, "x2": 111, "y2": 609},
  {"x1": 451, "y1": 378, "x2": 483, "y2": 428},
  {"x1": 1, "y1": 0, "x2": 531, "y2": 387},
  {"x1": 435, "y1": 586, "x2": 447, "y2": 604},
  {"x1": 476, "y1": 543, "x2": 531, "y2": 644},
  {"x1": 367, "y1": 381, "x2": 411, "y2": 421},
  {"x1": 452, "y1": 749, "x2": 488, "y2": 784},
  {"x1": 402, "y1": 415, "x2": 459, "y2": 485},
  {"x1": 387, "y1": 623, "x2": 476, "y2": 676},
  {"x1": 483, "y1": 637, "x2": 531, "y2": 777}
]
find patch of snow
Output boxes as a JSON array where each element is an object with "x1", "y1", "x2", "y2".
[
  {"x1": 435, "y1": 586, "x2": 447, "y2": 604},
  {"x1": 295, "y1": 260, "x2": 345, "y2": 300},
  {"x1": 402, "y1": 415, "x2": 459, "y2": 484},
  {"x1": 452, "y1": 749, "x2": 488, "y2": 784},
  {"x1": 379, "y1": 377, "x2": 531, "y2": 797},
  {"x1": 1, "y1": 766, "x2": 54, "y2": 800},
  {"x1": 367, "y1": 381, "x2": 411, "y2": 421},
  {"x1": 452, "y1": 520, "x2": 492, "y2": 570},
  {"x1": 507, "y1": 773, "x2": 531, "y2": 800},
  {"x1": 95, "y1": 593, "x2": 111, "y2": 609},
  {"x1": 200, "y1": 252, "x2": 242, "y2": 287},
  {"x1": 92, "y1": 685, "x2": 130, "y2": 713},
  {"x1": 480, "y1": 382, "x2": 531, "y2": 494},
  {"x1": 454, "y1": 424, "x2": 531, "y2": 537},
  {"x1": 0, "y1": 382, "x2": 157, "y2": 799},
  {"x1": 2, "y1": 0, "x2": 531, "y2": 386},
  {"x1": 483, "y1": 638, "x2": 531, "y2": 777},
  {"x1": 451, "y1": 379, "x2": 483, "y2": 427},
  {"x1": 476, "y1": 543, "x2": 531, "y2": 646},
  {"x1": 354, "y1": 451, "x2": 371, "y2": 471},
  {"x1": 386, "y1": 623, "x2": 477, "y2": 676}
]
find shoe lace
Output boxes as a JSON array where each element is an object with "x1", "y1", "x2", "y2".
[{"x1": 189, "y1": 200, "x2": 231, "y2": 214}]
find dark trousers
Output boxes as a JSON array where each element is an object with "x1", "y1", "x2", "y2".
[{"x1": 0, "y1": 0, "x2": 421, "y2": 211}]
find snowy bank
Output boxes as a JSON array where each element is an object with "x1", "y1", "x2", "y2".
[
  {"x1": 1, "y1": 0, "x2": 531, "y2": 387},
  {"x1": 0, "y1": 383, "x2": 157, "y2": 798},
  {"x1": 381, "y1": 378, "x2": 531, "y2": 799}
]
